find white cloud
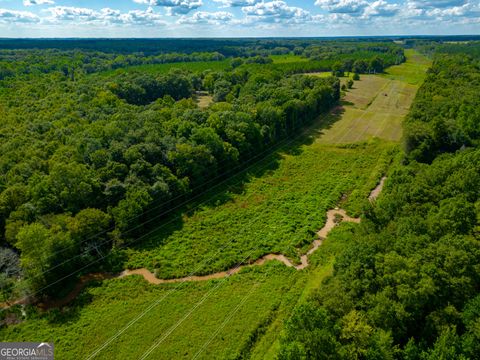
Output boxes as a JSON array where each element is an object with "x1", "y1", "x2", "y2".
[
  {"x1": 402, "y1": 0, "x2": 480, "y2": 21},
  {"x1": 0, "y1": 0, "x2": 478, "y2": 33},
  {"x1": 0, "y1": 8, "x2": 39, "y2": 22},
  {"x1": 213, "y1": 0, "x2": 260, "y2": 7},
  {"x1": 412, "y1": 0, "x2": 467, "y2": 7},
  {"x1": 46, "y1": 6, "x2": 167, "y2": 26},
  {"x1": 178, "y1": 10, "x2": 233, "y2": 24},
  {"x1": 242, "y1": 1, "x2": 312, "y2": 23},
  {"x1": 23, "y1": 0, "x2": 54, "y2": 6},
  {"x1": 315, "y1": 0, "x2": 368, "y2": 14},
  {"x1": 425, "y1": 1, "x2": 480, "y2": 18},
  {"x1": 316, "y1": 0, "x2": 400, "y2": 18},
  {"x1": 134, "y1": 0, "x2": 202, "y2": 15},
  {"x1": 47, "y1": 6, "x2": 98, "y2": 21},
  {"x1": 363, "y1": 0, "x2": 400, "y2": 17}
]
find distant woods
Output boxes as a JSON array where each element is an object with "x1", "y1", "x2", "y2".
[{"x1": 0, "y1": 40, "x2": 403, "y2": 80}]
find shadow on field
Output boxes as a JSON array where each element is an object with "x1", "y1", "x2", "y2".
[
  {"x1": 340, "y1": 100, "x2": 354, "y2": 106},
  {"x1": 42, "y1": 281, "x2": 100, "y2": 324}
]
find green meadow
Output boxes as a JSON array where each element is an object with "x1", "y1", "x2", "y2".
[{"x1": 270, "y1": 54, "x2": 309, "y2": 63}]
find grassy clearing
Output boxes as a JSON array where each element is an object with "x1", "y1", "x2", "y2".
[
  {"x1": 380, "y1": 49, "x2": 431, "y2": 85},
  {"x1": 270, "y1": 54, "x2": 309, "y2": 63},
  {"x1": 342, "y1": 75, "x2": 390, "y2": 109},
  {"x1": 304, "y1": 71, "x2": 332, "y2": 77},
  {"x1": 195, "y1": 92, "x2": 213, "y2": 108},
  {"x1": 318, "y1": 51, "x2": 430, "y2": 144},
  {"x1": 96, "y1": 59, "x2": 231, "y2": 77},
  {"x1": 305, "y1": 72, "x2": 355, "y2": 80},
  {"x1": 0, "y1": 264, "x2": 298, "y2": 359}
]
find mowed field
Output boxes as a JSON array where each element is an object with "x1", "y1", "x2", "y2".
[
  {"x1": 381, "y1": 49, "x2": 432, "y2": 85},
  {"x1": 311, "y1": 50, "x2": 431, "y2": 143},
  {"x1": 0, "y1": 51, "x2": 428, "y2": 359}
]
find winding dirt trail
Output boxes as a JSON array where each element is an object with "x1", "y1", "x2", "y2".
[
  {"x1": 120, "y1": 177, "x2": 386, "y2": 283},
  {"x1": 369, "y1": 176, "x2": 386, "y2": 201},
  {"x1": 119, "y1": 208, "x2": 361, "y2": 284},
  {"x1": 3, "y1": 177, "x2": 386, "y2": 311}
]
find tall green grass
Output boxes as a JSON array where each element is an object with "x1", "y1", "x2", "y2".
[{"x1": 0, "y1": 264, "x2": 298, "y2": 360}]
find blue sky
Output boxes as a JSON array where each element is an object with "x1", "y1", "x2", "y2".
[{"x1": 0, "y1": 0, "x2": 479, "y2": 37}]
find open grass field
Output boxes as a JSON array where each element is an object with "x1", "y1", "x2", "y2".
[
  {"x1": 195, "y1": 91, "x2": 213, "y2": 108},
  {"x1": 381, "y1": 49, "x2": 431, "y2": 85},
  {"x1": 0, "y1": 225, "x2": 361, "y2": 360},
  {"x1": 0, "y1": 50, "x2": 429, "y2": 360},
  {"x1": 317, "y1": 51, "x2": 431, "y2": 143},
  {"x1": 0, "y1": 264, "x2": 299, "y2": 359},
  {"x1": 303, "y1": 72, "x2": 355, "y2": 80},
  {"x1": 270, "y1": 54, "x2": 309, "y2": 63}
]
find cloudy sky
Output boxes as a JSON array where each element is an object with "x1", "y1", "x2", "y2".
[{"x1": 0, "y1": 0, "x2": 479, "y2": 37}]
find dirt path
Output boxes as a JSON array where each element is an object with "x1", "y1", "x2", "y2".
[
  {"x1": 369, "y1": 176, "x2": 386, "y2": 201},
  {"x1": 37, "y1": 273, "x2": 116, "y2": 310},
  {"x1": 3, "y1": 177, "x2": 386, "y2": 311}
]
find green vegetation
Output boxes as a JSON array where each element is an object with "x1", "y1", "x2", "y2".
[
  {"x1": 404, "y1": 52, "x2": 480, "y2": 162},
  {"x1": 97, "y1": 59, "x2": 231, "y2": 77},
  {"x1": 381, "y1": 49, "x2": 431, "y2": 85},
  {"x1": 0, "y1": 264, "x2": 298, "y2": 359},
  {"x1": 278, "y1": 42, "x2": 480, "y2": 360},
  {"x1": 123, "y1": 140, "x2": 393, "y2": 279},
  {"x1": 270, "y1": 54, "x2": 309, "y2": 64},
  {"x1": 317, "y1": 51, "x2": 430, "y2": 144},
  {"x1": 0, "y1": 50, "x2": 341, "y2": 298},
  {"x1": 7, "y1": 39, "x2": 477, "y2": 360},
  {"x1": 0, "y1": 39, "x2": 407, "y2": 303}
]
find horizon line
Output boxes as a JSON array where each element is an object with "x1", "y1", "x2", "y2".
[{"x1": 0, "y1": 34, "x2": 480, "y2": 40}]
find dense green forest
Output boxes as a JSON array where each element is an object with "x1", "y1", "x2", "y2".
[
  {"x1": 0, "y1": 39, "x2": 409, "y2": 303},
  {"x1": 278, "y1": 44, "x2": 480, "y2": 359}
]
